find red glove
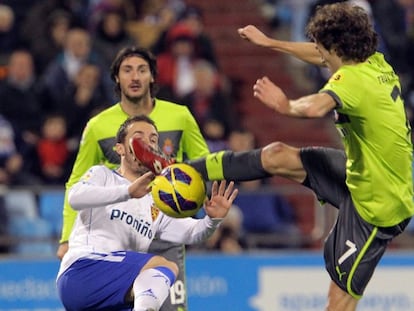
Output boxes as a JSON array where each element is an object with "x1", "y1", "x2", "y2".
[{"x1": 129, "y1": 136, "x2": 175, "y2": 174}]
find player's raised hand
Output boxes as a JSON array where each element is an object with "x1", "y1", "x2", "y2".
[
  {"x1": 204, "y1": 180, "x2": 238, "y2": 219},
  {"x1": 238, "y1": 25, "x2": 270, "y2": 47},
  {"x1": 128, "y1": 171, "x2": 154, "y2": 198},
  {"x1": 253, "y1": 76, "x2": 290, "y2": 114}
]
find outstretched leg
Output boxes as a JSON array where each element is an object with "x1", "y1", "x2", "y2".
[{"x1": 130, "y1": 135, "x2": 307, "y2": 184}]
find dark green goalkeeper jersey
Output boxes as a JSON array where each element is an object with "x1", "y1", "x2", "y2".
[
  {"x1": 321, "y1": 52, "x2": 414, "y2": 227},
  {"x1": 60, "y1": 99, "x2": 209, "y2": 242}
]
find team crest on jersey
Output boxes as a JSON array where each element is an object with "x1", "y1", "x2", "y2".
[
  {"x1": 80, "y1": 169, "x2": 93, "y2": 182},
  {"x1": 151, "y1": 203, "x2": 160, "y2": 221},
  {"x1": 162, "y1": 138, "x2": 174, "y2": 156}
]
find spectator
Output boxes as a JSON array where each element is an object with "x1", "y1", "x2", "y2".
[
  {"x1": 156, "y1": 22, "x2": 201, "y2": 101},
  {"x1": 202, "y1": 119, "x2": 229, "y2": 153},
  {"x1": 205, "y1": 205, "x2": 245, "y2": 253},
  {"x1": 39, "y1": 27, "x2": 114, "y2": 113},
  {"x1": 177, "y1": 5, "x2": 219, "y2": 68},
  {"x1": 181, "y1": 59, "x2": 236, "y2": 135},
  {"x1": 126, "y1": 3, "x2": 179, "y2": 51},
  {"x1": 20, "y1": 0, "x2": 88, "y2": 75},
  {"x1": 92, "y1": 8, "x2": 136, "y2": 69},
  {"x1": 0, "y1": 114, "x2": 38, "y2": 186},
  {"x1": 36, "y1": 114, "x2": 73, "y2": 185},
  {"x1": 0, "y1": 114, "x2": 22, "y2": 186},
  {"x1": 2, "y1": 0, "x2": 35, "y2": 26},
  {"x1": 61, "y1": 63, "x2": 111, "y2": 142},
  {"x1": 151, "y1": 4, "x2": 219, "y2": 65},
  {"x1": 88, "y1": 0, "x2": 138, "y2": 31},
  {"x1": 0, "y1": 4, "x2": 21, "y2": 66},
  {"x1": 0, "y1": 49, "x2": 43, "y2": 167},
  {"x1": 21, "y1": 0, "x2": 88, "y2": 45},
  {"x1": 30, "y1": 9, "x2": 72, "y2": 75}
]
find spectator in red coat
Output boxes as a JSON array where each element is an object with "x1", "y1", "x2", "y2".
[
  {"x1": 36, "y1": 114, "x2": 74, "y2": 184},
  {"x1": 156, "y1": 22, "x2": 200, "y2": 102}
]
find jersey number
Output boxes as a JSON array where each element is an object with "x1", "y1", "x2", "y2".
[
  {"x1": 338, "y1": 240, "x2": 357, "y2": 265},
  {"x1": 169, "y1": 280, "x2": 186, "y2": 305}
]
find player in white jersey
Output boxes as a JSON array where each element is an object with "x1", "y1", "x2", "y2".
[{"x1": 56, "y1": 115, "x2": 238, "y2": 311}]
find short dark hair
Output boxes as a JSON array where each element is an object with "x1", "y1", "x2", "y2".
[
  {"x1": 110, "y1": 46, "x2": 158, "y2": 97},
  {"x1": 116, "y1": 115, "x2": 157, "y2": 143},
  {"x1": 306, "y1": 3, "x2": 378, "y2": 62}
]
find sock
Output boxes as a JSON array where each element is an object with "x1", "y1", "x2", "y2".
[
  {"x1": 133, "y1": 267, "x2": 176, "y2": 311},
  {"x1": 188, "y1": 148, "x2": 271, "y2": 181}
]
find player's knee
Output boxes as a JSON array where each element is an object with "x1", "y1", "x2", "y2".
[
  {"x1": 162, "y1": 259, "x2": 179, "y2": 277},
  {"x1": 261, "y1": 141, "x2": 288, "y2": 173},
  {"x1": 147, "y1": 255, "x2": 179, "y2": 277}
]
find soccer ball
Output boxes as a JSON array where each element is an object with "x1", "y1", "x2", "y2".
[{"x1": 151, "y1": 163, "x2": 206, "y2": 218}]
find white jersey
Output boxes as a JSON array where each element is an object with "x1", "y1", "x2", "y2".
[{"x1": 58, "y1": 165, "x2": 221, "y2": 278}]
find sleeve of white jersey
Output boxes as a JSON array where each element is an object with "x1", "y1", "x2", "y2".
[
  {"x1": 68, "y1": 165, "x2": 130, "y2": 210},
  {"x1": 157, "y1": 215, "x2": 223, "y2": 245}
]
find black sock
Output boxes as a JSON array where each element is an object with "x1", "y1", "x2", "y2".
[{"x1": 187, "y1": 149, "x2": 271, "y2": 181}]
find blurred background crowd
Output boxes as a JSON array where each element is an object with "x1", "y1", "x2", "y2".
[
  {"x1": 0, "y1": 0, "x2": 239, "y2": 187},
  {"x1": 1, "y1": 0, "x2": 414, "y2": 255}
]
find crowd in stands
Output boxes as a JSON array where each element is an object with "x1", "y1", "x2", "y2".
[
  {"x1": 0, "y1": 0, "x2": 239, "y2": 188},
  {"x1": 3, "y1": 0, "x2": 413, "y2": 185},
  {"x1": 0, "y1": 0, "x2": 301, "y2": 255},
  {"x1": 2, "y1": 0, "x2": 414, "y2": 254}
]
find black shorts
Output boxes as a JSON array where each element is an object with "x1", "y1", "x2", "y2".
[{"x1": 300, "y1": 147, "x2": 410, "y2": 298}]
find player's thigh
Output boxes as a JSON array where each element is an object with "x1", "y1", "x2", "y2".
[
  {"x1": 143, "y1": 254, "x2": 179, "y2": 276},
  {"x1": 324, "y1": 196, "x2": 388, "y2": 298}
]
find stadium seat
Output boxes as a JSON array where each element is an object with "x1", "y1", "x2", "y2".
[
  {"x1": 234, "y1": 192, "x2": 296, "y2": 233},
  {"x1": 4, "y1": 189, "x2": 38, "y2": 219},
  {"x1": 38, "y1": 190, "x2": 65, "y2": 238},
  {"x1": 233, "y1": 191, "x2": 303, "y2": 248},
  {"x1": 8, "y1": 217, "x2": 55, "y2": 256}
]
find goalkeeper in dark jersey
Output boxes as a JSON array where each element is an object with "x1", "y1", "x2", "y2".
[
  {"x1": 132, "y1": 3, "x2": 414, "y2": 311},
  {"x1": 57, "y1": 47, "x2": 209, "y2": 311}
]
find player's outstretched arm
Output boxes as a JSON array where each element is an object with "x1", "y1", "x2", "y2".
[
  {"x1": 253, "y1": 77, "x2": 337, "y2": 118},
  {"x1": 238, "y1": 25, "x2": 323, "y2": 66},
  {"x1": 68, "y1": 168, "x2": 152, "y2": 209},
  {"x1": 253, "y1": 77, "x2": 336, "y2": 118}
]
